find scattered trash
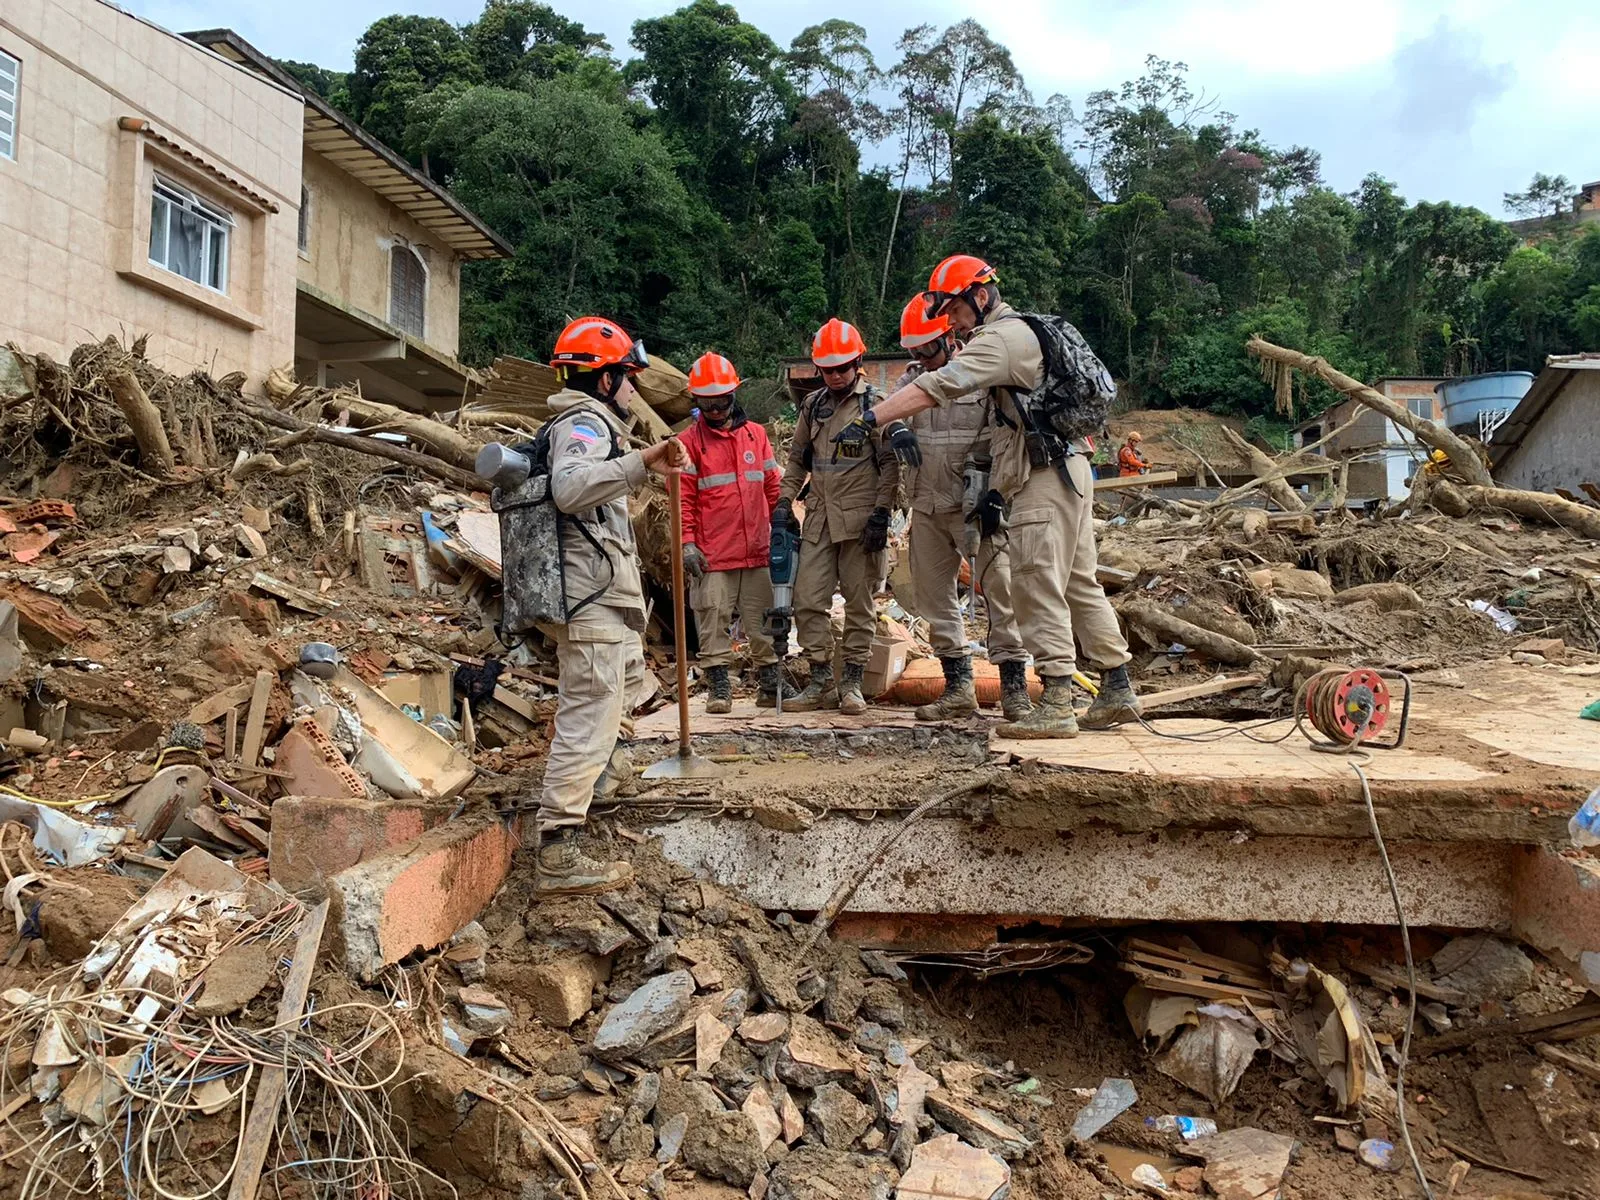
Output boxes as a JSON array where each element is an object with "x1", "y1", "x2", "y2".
[
  {"x1": 1469, "y1": 599, "x2": 1519, "y2": 633},
  {"x1": 1358, "y1": 1138, "x2": 1398, "y2": 1171},
  {"x1": 1131, "y1": 1162, "x2": 1170, "y2": 1192},
  {"x1": 1569, "y1": 787, "x2": 1600, "y2": 847},
  {"x1": 1146, "y1": 1114, "x2": 1219, "y2": 1140}
]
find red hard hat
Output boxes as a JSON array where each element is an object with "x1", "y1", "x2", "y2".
[
  {"x1": 550, "y1": 317, "x2": 649, "y2": 373},
  {"x1": 923, "y1": 255, "x2": 998, "y2": 317},
  {"x1": 899, "y1": 295, "x2": 951, "y2": 349},
  {"x1": 688, "y1": 352, "x2": 740, "y2": 397},
  {"x1": 811, "y1": 318, "x2": 867, "y2": 369}
]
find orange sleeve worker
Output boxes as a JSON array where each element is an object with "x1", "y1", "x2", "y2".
[{"x1": 1117, "y1": 432, "x2": 1150, "y2": 477}]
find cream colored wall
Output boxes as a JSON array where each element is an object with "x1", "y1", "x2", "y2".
[
  {"x1": 0, "y1": 0, "x2": 301, "y2": 385},
  {"x1": 299, "y1": 148, "x2": 462, "y2": 359}
]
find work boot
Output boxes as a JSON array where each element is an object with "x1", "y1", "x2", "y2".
[
  {"x1": 998, "y1": 675, "x2": 1078, "y2": 739},
  {"x1": 998, "y1": 660, "x2": 1033, "y2": 723},
  {"x1": 592, "y1": 741, "x2": 633, "y2": 802},
  {"x1": 783, "y1": 662, "x2": 838, "y2": 712},
  {"x1": 838, "y1": 662, "x2": 868, "y2": 716},
  {"x1": 536, "y1": 827, "x2": 633, "y2": 897},
  {"x1": 916, "y1": 656, "x2": 977, "y2": 721},
  {"x1": 755, "y1": 662, "x2": 801, "y2": 708},
  {"x1": 1080, "y1": 664, "x2": 1142, "y2": 730},
  {"x1": 705, "y1": 665, "x2": 732, "y2": 714}
]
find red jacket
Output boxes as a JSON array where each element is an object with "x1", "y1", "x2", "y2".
[{"x1": 679, "y1": 414, "x2": 782, "y2": 571}]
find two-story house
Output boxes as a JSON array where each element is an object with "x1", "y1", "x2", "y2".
[{"x1": 0, "y1": 0, "x2": 508, "y2": 412}]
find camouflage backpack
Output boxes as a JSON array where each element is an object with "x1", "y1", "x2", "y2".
[{"x1": 1004, "y1": 313, "x2": 1118, "y2": 442}]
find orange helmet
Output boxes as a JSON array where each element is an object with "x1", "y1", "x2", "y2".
[
  {"x1": 899, "y1": 295, "x2": 951, "y2": 350},
  {"x1": 688, "y1": 352, "x2": 740, "y2": 397},
  {"x1": 550, "y1": 317, "x2": 649, "y2": 373},
  {"x1": 811, "y1": 318, "x2": 867, "y2": 369},
  {"x1": 923, "y1": 254, "x2": 998, "y2": 318},
  {"x1": 1127, "y1": 431, "x2": 1143, "y2": 443}
]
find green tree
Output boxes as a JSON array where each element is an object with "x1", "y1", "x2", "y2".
[
  {"x1": 345, "y1": 16, "x2": 477, "y2": 153},
  {"x1": 1503, "y1": 172, "x2": 1573, "y2": 220},
  {"x1": 464, "y1": 0, "x2": 611, "y2": 89},
  {"x1": 276, "y1": 59, "x2": 347, "y2": 100},
  {"x1": 1479, "y1": 245, "x2": 1572, "y2": 366},
  {"x1": 413, "y1": 83, "x2": 701, "y2": 363}
]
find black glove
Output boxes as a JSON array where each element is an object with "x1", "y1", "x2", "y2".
[
  {"x1": 683, "y1": 542, "x2": 708, "y2": 581},
  {"x1": 859, "y1": 506, "x2": 890, "y2": 553},
  {"x1": 772, "y1": 498, "x2": 800, "y2": 534},
  {"x1": 968, "y1": 489, "x2": 1006, "y2": 539},
  {"x1": 883, "y1": 420, "x2": 922, "y2": 468},
  {"x1": 831, "y1": 416, "x2": 874, "y2": 460}
]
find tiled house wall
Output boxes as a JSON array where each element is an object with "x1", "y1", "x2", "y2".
[{"x1": 0, "y1": 0, "x2": 301, "y2": 383}]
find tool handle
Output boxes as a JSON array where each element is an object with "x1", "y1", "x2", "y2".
[{"x1": 667, "y1": 469, "x2": 691, "y2": 756}]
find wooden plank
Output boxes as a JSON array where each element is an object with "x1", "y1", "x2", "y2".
[
  {"x1": 1122, "y1": 965, "x2": 1278, "y2": 1004},
  {"x1": 189, "y1": 680, "x2": 256, "y2": 725},
  {"x1": 186, "y1": 805, "x2": 249, "y2": 850},
  {"x1": 1094, "y1": 470, "x2": 1179, "y2": 492},
  {"x1": 250, "y1": 572, "x2": 338, "y2": 616},
  {"x1": 224, "y1": 708, "x2": 238, "y2": 761},
  {"x1": 1124, "y1": 949, "x2": 1273, "y2": 988},
  {"x1": 1137, "y1": 674, "x2": 1266, "y2": 712},
  {"x1": 221, "y1": 815, "x2": 270, "y2": 853},
  {"x1": 226, "y1": 901, "x2": 328, "y2": 1200},
  {"x1": 1536, "y1": 1041, "x2": 1600, "y2": 1084},
  {"x1": 239, "y1": 669, "x2": 274, "y2": 768},
  {"x1": 1125, "y1": 938, "x2": 1275, "y2": 981},
  {"x1": 1417, "y1": 1002, "x2": 1600, "y2": 1056},
  {"x1": 1347, "y1": 960, "x2": 1467, "y2": 1004}
]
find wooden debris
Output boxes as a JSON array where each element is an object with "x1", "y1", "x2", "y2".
[
  {"x1": 1120, "y1": 601, "x2": 1266, "y2": 669},
  {"x1": 188, "y1": 680, "x2": 256, "y2": 725},
  {"x1": 239, "y1": 669, "x2": 274, "y2": 768},
  {"x1": 250, "y1": 571, "x2": 339, "y2": 616},
  {"x1": 106, "y1": 367, "x2": 177, "y2": 473}
]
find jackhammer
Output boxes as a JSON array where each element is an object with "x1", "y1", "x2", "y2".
[{"x1": 763, "y1": 516, "x2": 800, "y2": 715}]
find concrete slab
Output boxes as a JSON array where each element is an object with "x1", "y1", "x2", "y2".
[
  {"x1": 1418, "y1": 666, "x2": 1600, "y2": 772},
  {"x1": 992, "y1": 721, "x2": 1488, "y2": 782},
  {"x1": 632, "y1": 695, "x2": 927, "y2": 737},
  {"x1": 649, "y1": 815, "x2": 1514, "y2": 929}
]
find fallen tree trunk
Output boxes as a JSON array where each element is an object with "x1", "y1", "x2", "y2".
[
  {"x1": 1220, "y1": 426, "x2": 1306, "y2": 512},
  {"x1": 1119, "y1": 600, "x2": 1267, "y2": 669},
  {"x1": 246, "y1": 405, "x2": 487, "y2": 492},
  {"x1": 106, "y1": 367, "x2": 177, "y2": 473},
  {"x1": 1247, "y1": 337, "x2": 1493, "y2": 488},
  {"x1": 1432, "y1": 479, "x2": 1600, "y2": 540},
  {"x1": 321, "y1": 395, "x2": 483, "y2": 471}
]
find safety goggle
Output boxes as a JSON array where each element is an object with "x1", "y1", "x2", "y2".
[
  {"x1": 921, "y1": 290, "x2": 959, "y2": 320},
  {"x1": 909, "y1": 339, "x2": 946, "y2": 361},
  {"x1": 620, "y1": 339, "x2": 649, "y2": 374},
  {"x1": 553, "y1": 338, "x2": 650, "y2": 374}
]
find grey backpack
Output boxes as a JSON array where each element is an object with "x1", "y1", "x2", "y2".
[
  {"x1": 493, "y1": 417, "x2": 622, "y2": 637},
  {"x1": 1007, "y1": 313, "x2": 1118, "y2": 442}
]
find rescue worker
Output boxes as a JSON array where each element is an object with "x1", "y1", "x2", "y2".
[
  {"x1": 894, "y1": 296, "x2": 1031, "y2": 722},
  {"x1": 679, "y1": 352, "x2": 797, "y2": 712},
  {"x1": 832, "y1": 256, "x2": 1140, "y2": 738},
  {"x1": 777, "y1": 318, "x2": 901, "y2": 716},
  {"x1": 534, "y1": 316, "x2": 687, "y2": 895},
  {"x1": 1118, "y1": 431, "x2": 1150, "y2": 477}
]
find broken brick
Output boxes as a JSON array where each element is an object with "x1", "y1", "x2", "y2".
[
  {"x1": 220, "y1": 588, "x2": 281, "y2": 637},
  {"x1": 275, "y1": 718, "x2": 365, "y2": 800},
  {"x1": 269, "y1": 794, "x2": 441, "y2": 894}
]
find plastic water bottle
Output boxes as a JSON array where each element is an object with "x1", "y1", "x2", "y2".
[
  {"x1": 1145, "y1": 1115, "x2": 1218, "y2": 1140},
  {"x1": 1570, "y1": 787, "x2": 1600, "y2": 849}
]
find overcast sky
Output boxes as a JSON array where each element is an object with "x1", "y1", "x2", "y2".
[{"x1": 125, "y1": 0, "x2": 1595, "y2": 215}]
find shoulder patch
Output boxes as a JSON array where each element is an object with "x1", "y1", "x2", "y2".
[{"x1": 567, "y1": 422, "x2": 602, "y2": 446}]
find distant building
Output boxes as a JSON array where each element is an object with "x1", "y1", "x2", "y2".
[
  {"x1": 1293, "y1": 378, "x2": 1445, "y2": 501},
  {"x1": 1488, "y1": 354, "x2": 1600, "y2": 496},
  {"x1": 0, "y1": 2, "x2": 508, "y2": 408}
]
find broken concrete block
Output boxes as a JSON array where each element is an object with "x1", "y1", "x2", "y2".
[
  {"x1": 765, "y1": 1145, "x2": 898, "y2": 1200},
  {"x1": 161, "y1": 545, "x2": 192, "y2": 574},
  {"x1": 681, "y1": 1110, "x2": 767, "y2": 1188},
  {"x1": 275, "y1": 719, "x2": 366, "y2": 800},
  {"x1": 242, "y1": 504, "x2": 272, "y2": 533},
  {"x1": 524, "y1": 954, "x2": 610, "y2": 1028},
  {"x1": 777, "y1": 1014, "x2": 854, "y2": 1089},
  {"x1": 328, "y1": 814, "x2": 515, "y2": 981},
  {"x1": 458, "y1": 986, "x2": 511, "y2": 1037},
  {"x1": 655, "y1": 1112, "x2": 688, "y2": 1163},
  {"x1": 695, "y1": 1009, "x2": 733, "y2": 1076},
  {"x1": 1192, "y1": 1127, "x2": 1297, "y2": 1200},
  {"x1": 738, "y1": 1011, "x2": 789, "y2": 1046},
  {"x1": 924, "y1": 1092, "x2": 1032, "y2": 1160},
  {"x1": 891, "y1": 1059, "x2": 938, "y2": 1129},
  {"x1": 269, "y1": 795, "x2": 437, "y2": 894},
  {"x1": 1432, "y1": 935, "x2": 1534, "y2": 1003},
  {"x1": 897, "y1": 1133, "x2": 1010, "y2": 1200},
  {"x1": 593, "y1": 971, "x2": 695, "y2": 1060},
  {"x1": 808, "y1": 1082, "x2": 872, "y2": 1150},
  {"x1": 235, "y1": 524, "x2": 268, "y2": 559},
  {"x1": 742, "y1": 1082, "x2": 783, "y2": 1152}
]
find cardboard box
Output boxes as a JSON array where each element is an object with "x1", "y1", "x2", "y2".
[{"x1": 864, "y1": 635, "x2": 915, "y2": 699}]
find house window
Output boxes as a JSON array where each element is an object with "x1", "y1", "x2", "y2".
[
  {"x1": 0, "y1": 49, "x2": 19, "y2": 161},
  {"x1": 389, "y1": 245, "x2": 426, "y2": 337},
  {"x1": 297, "y1": 184, "x2": 310, "y2": 254},
  {"x1": 148, "y1": 175, "x2": 232, "y2": 292},
  {"x1": 1407, "y1": 396, "x2": 1433, "y2": 420}
]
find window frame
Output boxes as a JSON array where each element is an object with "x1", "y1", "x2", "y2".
[
  {"x1": 0, "y1": 47, "x2": 20, "y2": 162},
  {"x1": 388, "y1": 243, "x2": 428, "y2": 339},
  {"x1": 297, "y1": 183, "x2": 311, "y2": 257},
  {"x1": 148, "y1": 173, "x2": 234, "y2": 294}
]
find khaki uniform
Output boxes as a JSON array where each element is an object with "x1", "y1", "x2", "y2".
[
  {"x1": 911, "y1": 304, "x2": 1130, "y2": 679},
  {"x1": 780, "y1": 376, "x2": 898, "y2": 666},
  {"x1": 691, "y1": 568, "x2": 778, "y2": 668},
  {"x1": 898, "y1": 364, "x2": 1025, "y2": 665},
  {"x1": 535, "y1": 390, "x2": 651, "y2": 829}
]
